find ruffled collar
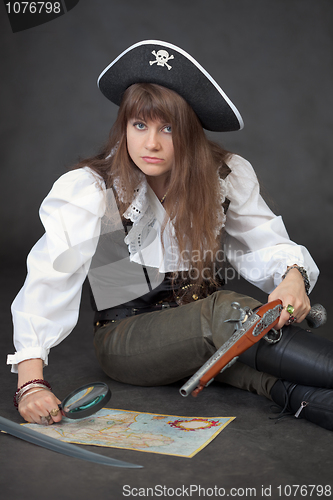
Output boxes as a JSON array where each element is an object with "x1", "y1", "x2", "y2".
[
  {"x1": 113, "y1": 168, "x2": 228, "y2": 233},
  {"x1": 112, "y1": 170, "x2": 229, "y2": 272},
  {"x1": 113, "y1": 174, "x2": 167, "y2": 226}
]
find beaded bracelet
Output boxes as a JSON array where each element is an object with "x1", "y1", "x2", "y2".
[
  {"x1": 15, "y1": 379, "x2": 51, "y2": 395},
  {"x1": 14, "y1": 379, "x2": 52, "y2": 408},
  {"x1": 281, "y1": 265, "x2": 310, "y2": 295}
]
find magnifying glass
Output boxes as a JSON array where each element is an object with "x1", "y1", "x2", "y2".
[{"x1": 58, "y1": 382, "x2": 111, "y2": 419}]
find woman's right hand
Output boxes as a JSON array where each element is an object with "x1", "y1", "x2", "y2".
[{"x1": 18, "y1": 388, "x2": 63, "y2": 425}]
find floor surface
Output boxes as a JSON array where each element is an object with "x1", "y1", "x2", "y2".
[{"x1": 1, "y1": 262, "x2": 332, "y2": 500}]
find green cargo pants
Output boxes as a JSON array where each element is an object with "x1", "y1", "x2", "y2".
[{"x1": 93, "y1": 290, "x2": 278, "y2": 399}]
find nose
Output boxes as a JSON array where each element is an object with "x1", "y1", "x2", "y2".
[{"x1": 145, "y1": 129, "x2": 160, "y2": 151}]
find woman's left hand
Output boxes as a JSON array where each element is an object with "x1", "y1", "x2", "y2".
[{"x1": 268, "y1": 268, "x2": 311, "y2": 330}]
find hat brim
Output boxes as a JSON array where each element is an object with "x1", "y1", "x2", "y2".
[{"x1": 98, "y1": 40, "x2": 243, "y2": 132}]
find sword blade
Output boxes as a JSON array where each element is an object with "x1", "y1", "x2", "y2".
[{"x1": 0, "y1": 416, "x2": 142, "y2": 468}]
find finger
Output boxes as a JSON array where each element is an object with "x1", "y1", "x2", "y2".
[
  {"x1": 40, "y1": 414, "x2": 53, "y2": 426},
  {"x1": 276, "y1": 318, "x2": 285, "y2": 330},
  {"x1": 23, "y1": 409, "x2": 46, "y2": 425},
  {"x1": 19, "y1": 400, "x2": 42, "y2": 424},
  {"x1": 48, "y1": 406, "x2": 62, "y2": 423},
  {"x1": 19, "y1": 392, "x2": 62, "y2": 425},
  {"x1": 285, "y1": 302, "x2": 309, "y2": 324},
  {"x1": 276, "y1": 309, "x2": 290, "y2": 329},
  {"x1": 295, "y1": 309, "x2": 310, "y2": 324},
  {"x1": 39, "y1": 393, "x2": 63, "y2": 424},
  {"x1": 30, "y1": 411, "x2": 60, "y2": 425}
]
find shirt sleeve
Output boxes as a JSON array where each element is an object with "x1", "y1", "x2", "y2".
[
  {"x1": 7, "y1": 167, "x2": 106, "y2": 373},
  {"x1": 224, "y1": 155, "x2": 319, "y2": 294}
]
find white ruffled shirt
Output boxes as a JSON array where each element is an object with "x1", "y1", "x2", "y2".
[{"x1": 7, "y1": 155, "x2": 319, "y2": 372}]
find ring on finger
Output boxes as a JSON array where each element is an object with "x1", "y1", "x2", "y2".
[
  {"x1": 50, "y1": 407, "x2": 60, "y2": 417},
  {"x1": 40, "y1": 414, "x2": 52, "y2": 426},
  {"x1": 287, "y1": 315, "x2": 297, "y2": 325},
  {"x1": 284, "y1": 304, "x2": 295, "y2": 315}
]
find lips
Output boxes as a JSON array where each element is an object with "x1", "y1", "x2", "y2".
[{"x1": 141, "y1": 156, "x2": 164, "y2": 164}]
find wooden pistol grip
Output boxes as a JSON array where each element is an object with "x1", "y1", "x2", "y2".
[{"x1": 198, "y1": 299, "x2": 282, "y2": 389}]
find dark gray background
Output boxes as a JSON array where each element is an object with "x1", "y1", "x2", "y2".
[{"x1": 1, "y1": 0, "x2": 333, "y2": 266}]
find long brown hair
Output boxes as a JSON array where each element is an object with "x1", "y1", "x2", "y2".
[{"x1": 75, "y1": 83, "x2": 232, "y2": 298}]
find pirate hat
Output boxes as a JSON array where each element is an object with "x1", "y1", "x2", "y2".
[{"x1": 97, "y1": 40, "x2": 243, "y2": 132}]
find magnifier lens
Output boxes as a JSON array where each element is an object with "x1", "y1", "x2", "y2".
[{"x1": 60, "y1": 382, "x2": 111, "y2": 419}]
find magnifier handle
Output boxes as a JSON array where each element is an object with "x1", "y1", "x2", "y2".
[{"x1": 58, "y1": 403, "x2": 65, "y2": 416}]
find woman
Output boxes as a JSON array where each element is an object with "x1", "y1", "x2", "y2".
[{"x1": 9, "y1": 40, "x2": 333, "y2": 430}]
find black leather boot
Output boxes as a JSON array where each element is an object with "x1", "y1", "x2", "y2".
[
  {"x1": 270, "y1": 380, "x2": 333, "y2": 431},
  {"x1": 239, "y1": 325, "x2": 333, "y2": 388}
]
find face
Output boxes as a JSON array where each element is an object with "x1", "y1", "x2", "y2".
[{"x1": 126, "y1": 117, "x2": 174, "y2": 184}]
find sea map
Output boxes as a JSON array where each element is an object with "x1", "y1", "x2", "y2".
[{"x1": 23, "y1": 409, "x2": 235, "y2": 457}]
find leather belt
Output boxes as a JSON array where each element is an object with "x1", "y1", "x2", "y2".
[{"x1": 94, "y1": 302, "x2": 179, "y2": 325}]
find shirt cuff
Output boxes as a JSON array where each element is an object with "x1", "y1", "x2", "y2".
[
  {"x1": 273, "y1": 258, "x2": 319, "y2": 294},
  {"x1": 7, "y1": 347, "x2": 50, "y2": 374}
]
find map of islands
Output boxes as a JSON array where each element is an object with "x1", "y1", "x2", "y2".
[{"x1": 23, "y1": 409, "x2": 235, "y2": 457}]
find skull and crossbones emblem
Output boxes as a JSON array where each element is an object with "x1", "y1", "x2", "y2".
[{"x1": 149, "y1": 50, "x2": 174, "y2": 70}]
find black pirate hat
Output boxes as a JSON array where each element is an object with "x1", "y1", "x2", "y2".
[{"x1": 97, "y1": 40, "x2": 243, "y2": 132}]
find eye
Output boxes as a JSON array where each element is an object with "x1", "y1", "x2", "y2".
[
  {"x1": 163, "y1": 125, "x2": 172, "y2": 134},
  {"x1": 133, "y1": 122, "x2": 146, "y2": 130}
]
